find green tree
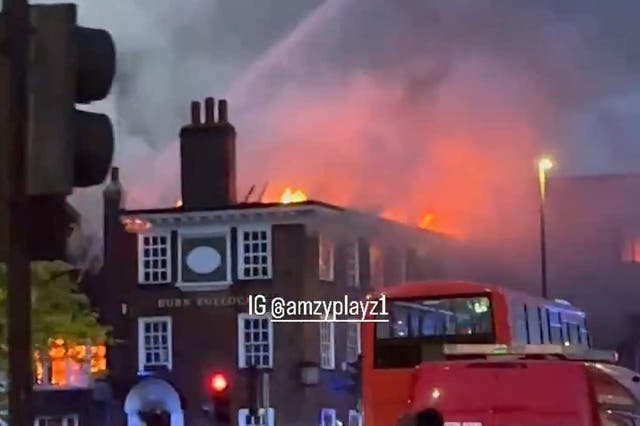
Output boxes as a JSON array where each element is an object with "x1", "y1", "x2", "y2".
[{"x1": 0, "y1": 261, "x2": 109, "y2": 420}]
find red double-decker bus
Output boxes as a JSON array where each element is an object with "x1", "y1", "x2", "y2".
[{"x1": 361, "y1": 280, "x2": 591, "y2": 426}]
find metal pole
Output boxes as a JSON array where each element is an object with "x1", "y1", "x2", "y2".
[
  {"x1": 540, "y1": 201, "x2": 548, "y2": 299},
  {"x1": 4, "y1": 0, "x2": 33, "y2": 425}
]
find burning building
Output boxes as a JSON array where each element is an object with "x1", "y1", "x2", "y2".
[{"x1": 91, "y1": 97, "x2": 455, "y2": 426}]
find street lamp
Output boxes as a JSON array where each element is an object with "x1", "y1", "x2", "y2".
[{"x1": 537, "y1": 157, "x2": 553, "y2": 298}]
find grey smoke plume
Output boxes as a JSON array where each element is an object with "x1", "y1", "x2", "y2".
[
  {"x1": 30, "y1": 0, "x2": 321, "y2": 266},
  {"x1": 30, "y1": 1, "x2": 640, "y2": 270}
]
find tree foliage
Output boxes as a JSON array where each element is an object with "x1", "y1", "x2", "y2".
[{"x1": 0, "y1": 261, "x2": 109, "y2": 372}]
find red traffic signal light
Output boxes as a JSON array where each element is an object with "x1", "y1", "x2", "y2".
[{"x1": 209, "y1": 373, "x2": 229, "y2": 393}]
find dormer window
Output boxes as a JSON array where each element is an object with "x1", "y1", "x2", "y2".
[
  {"x1": 138, "y1": 233, "x2": 171, "y2": 284},
  {"x1": 319, "y1": 234, "x2": 335, "y2": 281},
  {"x1": 177, "y1": 227, "x2": 231, "y2": 290},
  {"x1": 237, "y1": 226, "x2": 272, "y2": 280}
]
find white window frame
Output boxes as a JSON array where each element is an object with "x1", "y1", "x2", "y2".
[
  {"x1": 237, "y1": 313, "x2": 273, "y2": 368},
  {"x1": 177, "y1": 226, "x2": 232, "y2": 290},
  {"x1": 138, "y1": 316, "x2": 173, "y2": 372},
  {"x1": 238, "y1": 408, "x2": 275, "y2": 426},
  {"x1": 346, "y1": 323, "x2": 360, "y2": 363},
  {"x1": 348, "y1": 410, "x2": 362, "y2": 426},
  {"x1": 237, "y1": 225, "x2": 273, "y2": 280},
  {"x1": 319, "y1": 234, "x2": 335, "y2": 281},
  {"x1": 346, "y1": 241, "x2": 360, "y2": 288},
  {"x1": 137, "y1": 231, "x2": 172, "y2": 284},
  {"x1": 320, "y1": 408, "x2": 337, "y2": 426},
  {"x1": 320, "y1": 322, "x2": 335, "y2": 369},
  {"x1": 34, "y1": 414, "x2": 79, "y2": 426}
]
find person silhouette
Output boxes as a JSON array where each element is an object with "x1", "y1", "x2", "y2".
[
  {"x1": 396, "y1": 408, "x2": 444, "y2": 426},
  {"x1": 415, "y1": 408, "x2": 444, "y2": 426}
]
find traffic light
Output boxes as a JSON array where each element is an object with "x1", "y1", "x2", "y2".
[
  {"x1": 27, "y1": 3, "x2": 115, "y2": 195},
  {"x1": 209, "y1": 372, "x2": 231, "y2": 424}
]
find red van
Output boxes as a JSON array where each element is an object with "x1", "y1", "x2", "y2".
[{"x1": 407, "y1": 345, "x2": 640, "y2": 426}]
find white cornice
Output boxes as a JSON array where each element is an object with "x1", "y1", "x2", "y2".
[{"x1": 120, "y1": 204, "x2": 341, "y2": 229}]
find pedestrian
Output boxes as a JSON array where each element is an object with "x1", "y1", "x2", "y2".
[{"x1": 396, "y1": 408, "x2": 444, "y2": 426}]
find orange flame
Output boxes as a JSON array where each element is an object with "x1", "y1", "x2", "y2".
[
  {"x1": 418, "y1": 213, "x2": 434, "y2": 229},
  {"x1": 175, "y1": 199, "x2": 183, "y2": 207},
  {"x1": 280, "y1": 187, "x2": 308, "y2": 204}
]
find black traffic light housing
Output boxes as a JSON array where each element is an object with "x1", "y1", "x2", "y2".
[
  {"x1": 27, "y1": 3, "x2": 115, "y2": 195},
  {"x1": 209, "y1": 372, "x2": 231, "y2": 424}
]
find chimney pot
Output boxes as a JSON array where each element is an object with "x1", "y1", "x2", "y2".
[
  {"x1": 204, "y1": 97, "x2": 215, "y2": 124},
  {"x1": 218, "y1": 100, "x2": 228, "y2": 123},
  {"x1": 191, "y1": 101, "x2": 201, "y2": 125},
  {"x1": 110, "y1": 167, "x2": 119, "y2": 182}
]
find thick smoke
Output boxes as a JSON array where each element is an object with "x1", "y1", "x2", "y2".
[
  {"x1": 30, "y1": 0, "x2": 320, "y2": 266},
  {"x1": 44, "y1": 1, "x2": 640, "y2": 274}
]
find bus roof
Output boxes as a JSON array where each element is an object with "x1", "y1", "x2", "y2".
[{"x1": 370, "y1": 280, "x2": 581, "y2": 309}]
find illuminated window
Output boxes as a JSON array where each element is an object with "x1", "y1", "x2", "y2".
[
  {"x1": 319, "y1": 234, "x2": 335, "y2": 281},
  {"x1": 138, "y1": 233, "x2": 171, "y2": 284},
  {"x1": 238, "y1": 226, "x2": 272, "y2": 280},
  {"x1": 346, "y1": 323, "x2": 360, "y2": 363},
  {"x1": 238, "y1": 408, "x2": 274, "y2": 426},
  {"x1": 238, "y1": 314, "x2": 273, "y2": 368},
  {"x1": 346, "y1": 242, "x2": 360, "y2": 288},
  {"x1": 320, "y1": 322, "x2": 335, "y2": 369},
  {"x1": 369, "y1": 246, "x2": 383, "y2": 289},
  {"x1": 34, "y1": 341, "x2": 107, "y2": 387},
  {"x1": 138, "y1": 316, "x2": 172, "y2": 371},
  {"x1": 320, "y1": 409, "x2": 336, "y2": 426},
  {"x1": 621, "y1": 237, "x2": 640, "y2": 263},
  {"x1": 34, "y1": 414, "x2": 78, "y2": 426},
  {"x1": 348, "y1": 410, "x2": 362, "y2": 426}
]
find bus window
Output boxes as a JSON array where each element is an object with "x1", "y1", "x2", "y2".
[
  {"x1": 373, "y1": 296, "x2": 494, "y2": 368},
  {"x1": 562, "y1": 320, "x2": 581, "y2": 345},
  {"x1": 538, "y1": 307, "x2": 549, "y2": 343},
  {"x1": 511, "y1": 303, "x2": 528, "y2": 344},
  {"x1": 548, "y1": 309, "x2": 563, "y2": 344},
  {"x1": 376, "y1": 296, "x2": 492, "y2": 340},
  {"x1": 527, "y1": 305, "x2": 541, "y2": 344}
]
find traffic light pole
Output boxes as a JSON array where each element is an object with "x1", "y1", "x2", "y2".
[{"x1": 4, "y1": 0, "x2": 33, "y2": 425}]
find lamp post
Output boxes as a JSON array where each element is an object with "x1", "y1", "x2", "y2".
[{"x1": 537, "y1": 157, "x2": 553, "y2": 298}]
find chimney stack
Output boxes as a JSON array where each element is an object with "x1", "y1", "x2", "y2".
[
  {"x1": 218, "y1": 99, "x2": 228, "y2": 122},
  {"x1": 204, "y1": 97, "x2": 215, "y2": 124},
  {"x1": 190, "y1": 101, "x2": 202, "y2": 126},
  {"x1": 179, "y1": 97, "x2": 237, "y2": 210}
]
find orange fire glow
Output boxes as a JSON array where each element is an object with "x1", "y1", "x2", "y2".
[
  {"x1": 418, "y1": 213, "x2": 434, "y2": 229},
  {"x1": 280, "y1": 187, "x2": 308, "y2": 204},
  {"x1": 34, "y1": 339, "x2": 107, "y2": 386},
  {"x1": 416, "y1": 213, "x2": 460, "y2": 237},
  {"x1": 175, "y1": 199, "x2": 183, "y2": 207},
  {"x1": 379, "y1": 209, "x2": 460, "y2": 237}
]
